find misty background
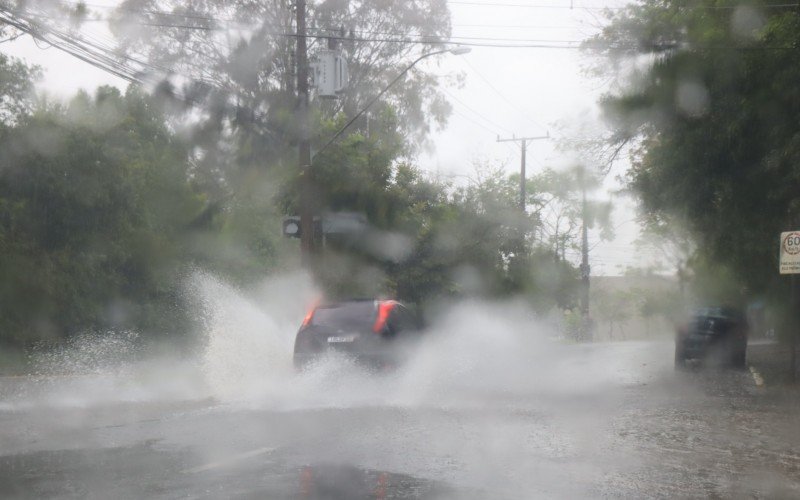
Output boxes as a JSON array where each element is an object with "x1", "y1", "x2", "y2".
[
  {"x1": 0, "y1": 0, "x2": 796, "y2": 382},
  {"x1": 2, "y1": 2, "x2": 800, "y2": 498}
]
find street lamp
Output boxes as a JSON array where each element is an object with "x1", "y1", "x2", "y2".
[
  {"x1": 298, "y1": 45, "x2": 470, "y2": 266},
  {"x1": 313, "y1": 46, "x2": 471, "y2": 159}
]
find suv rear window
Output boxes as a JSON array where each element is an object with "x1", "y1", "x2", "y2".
[{"x1": 312, "y1": 301, "x2": 376, "y2": 329}]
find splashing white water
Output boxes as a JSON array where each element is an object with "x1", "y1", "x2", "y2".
[
  {"x1": 1, "y1": 270, "x2": 661, "y2": 412},
  {"x1": 188, "y1": 269, "x2": 313, "y2": 400},
  {"x1": 191, "y1": 272, "x2": 657, "y2": 412}
]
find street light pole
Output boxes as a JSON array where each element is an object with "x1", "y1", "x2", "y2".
[
  {"x1": 313, "y1": 46, "x2": 471, "y2": 160},
  {"x1": 295, "y1": 41, "x2": 469, "y2": 268},
  {"x1": 294, "y1": 46, "x2": 469, "y2": 268},
  {"x1": 296, "y1": 0, "x2": 314, "y2": 268}
]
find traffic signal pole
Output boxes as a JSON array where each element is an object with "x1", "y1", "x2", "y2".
[{"x1": 296, "y1": 0, "x2": 314, "y2": 268}]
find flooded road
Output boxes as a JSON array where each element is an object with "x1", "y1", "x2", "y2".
[{"x1": 1, "y1": 340, "x2": 798, "y2": 499}]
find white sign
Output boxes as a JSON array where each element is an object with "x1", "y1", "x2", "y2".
[{"x1": 780, "y1": 231, "x2": 800, "y2": 274}]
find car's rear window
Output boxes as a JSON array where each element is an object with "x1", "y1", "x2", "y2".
[{"x1": 312, "y1": 301, "x2": 376, "y2": 329}]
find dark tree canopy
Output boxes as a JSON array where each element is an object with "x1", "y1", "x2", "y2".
[
  {"x1": 0, "y1": 86, "x2": 203, "y2": 345},
  {"x1": 589, "y1": 0, "x2": 800, "y2": 299}
]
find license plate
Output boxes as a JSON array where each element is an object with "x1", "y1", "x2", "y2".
[{"x1": 327, "y1": 335, "x2": 357, "y2": 343}]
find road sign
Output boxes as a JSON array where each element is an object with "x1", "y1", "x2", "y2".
[{"x1": 780, "y1": 231, "x2": 800, "y2": 274}]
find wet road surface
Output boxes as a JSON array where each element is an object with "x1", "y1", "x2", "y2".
[{"x1": 1, "y1": 340, "x2": 799, "y2": 499}]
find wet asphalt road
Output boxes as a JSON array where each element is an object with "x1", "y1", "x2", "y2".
[{"x1": 1, "y1": 340, "x2": 799, "y2": 499}]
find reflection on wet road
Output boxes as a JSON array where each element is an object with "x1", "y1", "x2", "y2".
[{"x1": 1, "y1": 341, "x2": 799, "y2": 498}]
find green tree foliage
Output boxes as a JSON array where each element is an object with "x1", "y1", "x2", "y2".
[
  {"x1": 107, "y1": 1, "x2": 458, "y2": 296},
  {"x1": 0, "y1": 86, "x2": 204, "y2": 346},
  {"x1": 0, "y1": 52, "x2": 39, "y2": 123},
  {"x1": 305, "y1": 159, "x2": 584, "y2": 312},
  {"x1": 588, "y1": 1, "x2": 800, "y2": 299},
  {"x1": 109, "y1": 0, "x2": 454, "y2": 178},
  {"x1": 529, "y1": 166, "x2": 613, "y2": 263}
]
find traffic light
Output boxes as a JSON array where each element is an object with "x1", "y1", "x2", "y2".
[
  {"x1": 282, "y1": 216, "x2": 322, "y2": 239},
  {"x1": 282, "y1": 217, "x2": 301, "y2": 238}
]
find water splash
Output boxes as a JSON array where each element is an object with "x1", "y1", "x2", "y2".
[
  {"x1": 1, "y1": 270, "x2": 658, "y2": 412},
  {"x1": 188, "y1": 269, "x2": 311, "y2": 400}
]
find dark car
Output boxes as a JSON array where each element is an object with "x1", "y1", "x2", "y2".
[
  {"x1": 293, "y1": 299, "x2": 422, "y2": 370},
  {"x1": 674, "y1": 307, "x2": 748, "y2": 369}
]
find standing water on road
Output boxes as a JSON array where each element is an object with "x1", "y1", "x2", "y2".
[{"x1": 1, "y1": 272, "x2": 798, "y2": 498}]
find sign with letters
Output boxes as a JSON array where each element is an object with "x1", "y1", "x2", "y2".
[{"x1": 780, "y1": 231, "x2": 800, "y2": 274}]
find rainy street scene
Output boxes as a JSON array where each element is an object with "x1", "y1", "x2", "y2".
[{"x1": 1, "y1": 0, "x2": 800, "y2": 498}]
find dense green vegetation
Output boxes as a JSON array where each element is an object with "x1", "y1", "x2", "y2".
[
  {"x1": 1, "y1": 83, "x2": 196, "y2": 345},
  {"x1": 589, "y1": 1, "x2": 800, "y2": 346},
  {"x1": 0, "y1": 49, "x2": 594, "y2": 353}
]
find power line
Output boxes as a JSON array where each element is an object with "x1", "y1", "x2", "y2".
[
  {"x1": 453, "y1": 22, "x2": 588, "y2": 29},
  {"x1": 448, "y1": 1, "x2": 800, "y2": 10},
  {"x1": 449, "y1": 106, "x2": 502, "y2": 135},
  {"x1": 459, "y1": 57, "x2": 548, "y2": 132},
  {"x1": 78, "y1": 24, "x2": 800, "y2": 50},
  {"x1": 56, "y1": 6, "x2": 593, "y2": 31},
  {"x1": 0, "y1": 6, "x2": 214, "y2": 107},
  {"x1": 58, "y1": 0, "x2": 237, "y2": 23},
  {"x1": 0, "y1": 17, "x2": 135, "y2": 82},
  {"x1": 440, "y1": 87, "x2": 513, "y2": 134},
  {"x1": 21, "y1": 11, "x2": 589, "y2": 45},
  {"x1": 448, "y1": 1, "x2": 624, "y2": 9},
  {"x1": 0, "y1": 4, "x2": 232, "y2": 89},
  {"x1": 17, "y1": 7, "x2": 800, "y2": 51}
]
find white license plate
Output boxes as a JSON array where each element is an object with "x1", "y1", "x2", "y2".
[{"x1": 327, "y1": 335, "x2": 357, "y2": 343}]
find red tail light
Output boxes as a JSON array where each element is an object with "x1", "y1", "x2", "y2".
[
  {"x1": 301, "y1": 297, "x2": 323, "y2": 328},
  {"x1": 373, "y1": 300, "x2": 397, "y2": 333},
  {"x1": 301, "y1": 306, "x2": 316, "y2": 327}
]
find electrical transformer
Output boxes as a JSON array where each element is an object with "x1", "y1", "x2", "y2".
[{"x1": 311, "y1": 49, "x2": 348, "y2": 98}]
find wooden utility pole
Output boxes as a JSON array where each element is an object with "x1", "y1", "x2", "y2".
[
  {"x1": 580, "y1": 177, "x2": 591, "y2": 340},
  {"x1": 496, "y1": 133, "x2": 549, "y2": 212},
  {"x1": 296, "y1": 0, "x2": 313, "y2": 267},
  {"x1": 780, "y1": 229, "x2": 800, "y2": 381},
  {"x1": 791, "y1": 273, "x2": 798, "y2": 382}
]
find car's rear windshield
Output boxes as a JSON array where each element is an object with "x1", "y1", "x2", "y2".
[
  {"x1": 312, "y1": 301, "x2": 376, "y2": 329},
  {"x1": 693, "y1": 307, "x2": 745, "y2": 323}
]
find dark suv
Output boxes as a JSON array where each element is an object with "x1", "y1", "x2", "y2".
[
  {"x1": 674, "y1": 307, "x2": 748, "y2": 369},
  {"x1": 293, "y1": 299, "x2": 422, "y2": 370}
]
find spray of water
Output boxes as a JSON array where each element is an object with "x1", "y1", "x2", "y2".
[
  {"x1": 190, "y1": 272, "x2": 659, "y2": 413},
  {"x1": 2, "y1": 270, "x2": 661, "y2": 413}
]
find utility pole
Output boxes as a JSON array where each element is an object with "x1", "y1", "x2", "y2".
[
  {"x1": 791, "y1": 273, "x2": 797, "y2": 382},
  {"x1": 296, "y1": 0, "x2": 313, "y2": 267},
  {"x1": 496, "y1": 133, "x2": 549, "y2": 211},
  {"x1": 579, "y1": 168, "x2": 592, "y2": 342}
]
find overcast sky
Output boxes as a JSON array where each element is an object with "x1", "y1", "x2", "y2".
[{"x1": 2, "y1": 0, "x2": 660, "y2": 276}]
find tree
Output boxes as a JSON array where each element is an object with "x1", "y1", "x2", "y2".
[
  {"x1": 390, "y1": 164, "x2": 583, "y2": 311},
  {"x1": 588, "y1": 2, "x2": 800, "y2": 293},
  {"x1": 528, "y1": 166, "x2": 613, "y2": 264},
  {"x1": 0, "y1": 86, "x2": 204, "y2": 346},
  {"x1": 0, "y1": 52, "x2": 39, "y2": 124},
  {"x1": 106, "y1": 1, "x2": 457, "y2": 290},
  {"x1": 588, "y1": 0, "x2": 800, "y2": 372},
  {"x1": 593, "y1": 288, "x2": 633, "y2": 340},
  {"x1": 108, "y1": 0, "x2": 454, "y2": 173}
]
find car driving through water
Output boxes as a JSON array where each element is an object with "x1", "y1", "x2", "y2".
[
  {"x1": 293, "y1": 299, "x2": 422, "y2": 370},
  {"x1": 674, "y1": 306, "x2": 748, "y2": 369}
]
